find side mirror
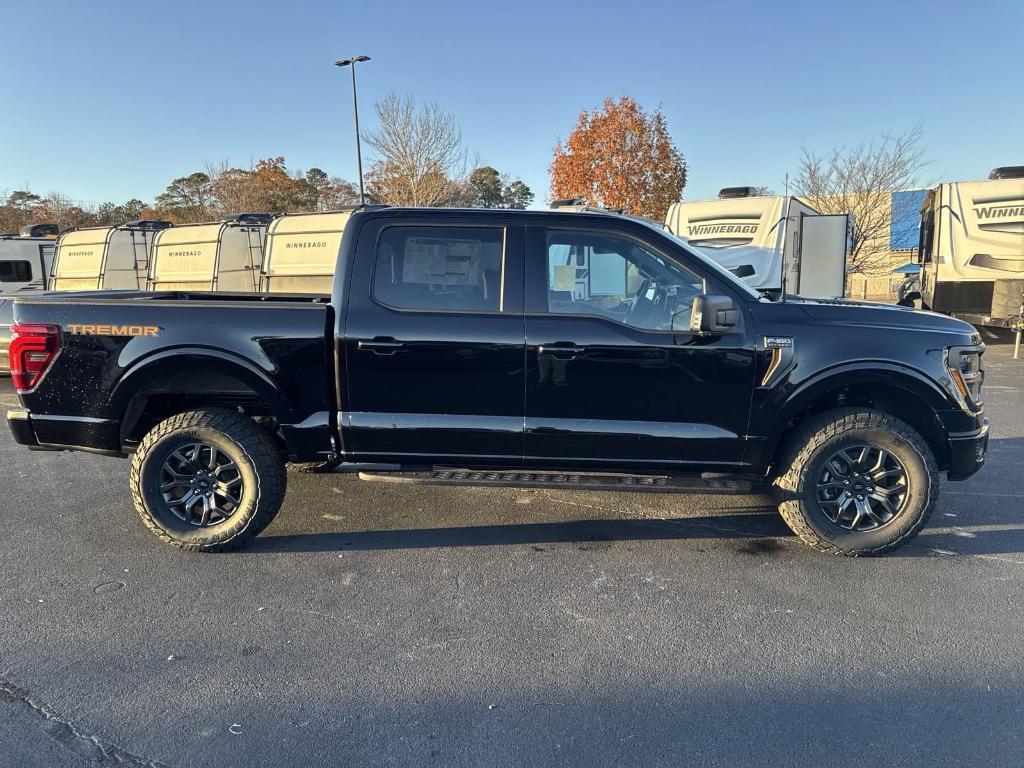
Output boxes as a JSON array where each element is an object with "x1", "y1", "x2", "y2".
[{"x1": 685, "y1": 294, "x2": 739, "y2": 335}]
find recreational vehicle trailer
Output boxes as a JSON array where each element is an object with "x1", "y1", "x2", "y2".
[
  {"x1": 664, "y1": 189, "x2": 849, "y2": 299},
  {"x1": 49, "y1": 220, "x2": 171, "y2": 291},
  {"x1": 147, "y1": 213, "x2": 270, "y2": 292},
  {"x1": 0, "y1": 224, "x2": 58, "y2": 293},
  {"x1": 918, "y1": 167, "x2": 1024, "y2": 328},
  {"x1": 0, "y1": 224, "x2": 59, "y2": 375},
  {"x1": 260, "y1": 209, "x2": 358, "y2": 294}
]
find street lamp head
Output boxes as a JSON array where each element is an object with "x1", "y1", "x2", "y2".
[{"x1": 334, "y1": 55, "x2": 370, "y2": 67}]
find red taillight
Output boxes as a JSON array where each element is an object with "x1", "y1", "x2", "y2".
[{"x1": 9, "y1": 323, "x2": 61, "y2": 393}]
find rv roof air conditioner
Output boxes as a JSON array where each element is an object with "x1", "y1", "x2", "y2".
[
  {"x1": 989, "y1": 166, "x2": 1024, "y2": 180},
  {"x1": 122, "y1": 220, "x2": 173, "y2": 231},
  {"x1": 718, "y1": 187, "x2": 759, "y2": 199},
  {"x1": 222, "y1": 213, "x2": 273, "y2": 225},
  {"x1": 18, "y1": 223, "x2": 59, "y2": 238}
]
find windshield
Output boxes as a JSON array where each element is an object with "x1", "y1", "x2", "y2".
[{"x1": 638, "y1": 220, "x2": 764, "y2": 301}]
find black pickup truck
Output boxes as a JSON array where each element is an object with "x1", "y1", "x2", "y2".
[{"x1": 5, "y1": 207, "x2": 989, "y2": 555}]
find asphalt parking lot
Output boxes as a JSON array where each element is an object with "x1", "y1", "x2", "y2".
[{"x1": 0, "y1": 343, "x2": 1021, "y2": 768}]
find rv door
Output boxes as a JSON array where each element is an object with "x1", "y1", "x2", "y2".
[{"x1": 796, "y1": 214, "x2": 848, "y2": 299}]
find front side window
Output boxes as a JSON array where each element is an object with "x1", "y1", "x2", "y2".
[
  {"x1": 0, "y1": 260, "x2": 32, "y2": 283},
  {"x1": 373, "y1": 226, "x2": 503, "y2": 312},
  {"x1": 546, "y1": 231, "x2": 703, "y2": 331}
]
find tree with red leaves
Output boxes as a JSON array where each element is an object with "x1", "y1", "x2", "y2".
[{"x1": 550, "y1": 96, "x2": 687, "y2": 220}]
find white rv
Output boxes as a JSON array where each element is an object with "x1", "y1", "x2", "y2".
[
  {"x1": 0, "y1": 224, "x2": 59, "y2": 375},
  {"x1": 664, "y1": 188, "x2": 849, "y2": 299},
  {"x1": 0, "y1": 224, "x2": 59, "y2": 293},
  {"x1": 49, "y1": 220, "x2": 171, "y2": 291},
  {"x1": 147, "y1": 214, "x2": 269, "y2": 292},
  {"x1": 918, "y1": 167, "x2": 1024, "y2": 328},
  {"x1": 260, "y1": 209, "x2": 357, "y2": 294}
]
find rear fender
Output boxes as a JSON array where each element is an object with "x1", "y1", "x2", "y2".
[{"x1": 112, "y1": 347, "x2": 291, "y2": 425}]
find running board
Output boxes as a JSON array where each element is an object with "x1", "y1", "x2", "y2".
[{"x1": 356, "y1": 468, "x2": 760, "y2": 494}]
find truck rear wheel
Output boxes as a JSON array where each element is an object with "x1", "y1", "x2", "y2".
[
  {"x1": 130, "y1": 408, "x2": 286, "y2": 551},
  {"x1": 773, "y1": 409, "x2": 938, "y2": 556}
]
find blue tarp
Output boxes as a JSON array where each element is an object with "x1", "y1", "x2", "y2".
[{"x1": 890, "y1": 190, "x2": 927, "y2": 250}]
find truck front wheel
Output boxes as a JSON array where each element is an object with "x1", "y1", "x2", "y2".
[
  {"x1": 130, "y1": 408, "x2": 286, "y2": 551},
  {"x1": 773, "y1": 409, "x2": 938, "y2": 556}
]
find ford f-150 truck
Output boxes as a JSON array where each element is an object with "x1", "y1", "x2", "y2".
[{"x1": 5, "y1": 206, "x2": 989, "y2": 555}]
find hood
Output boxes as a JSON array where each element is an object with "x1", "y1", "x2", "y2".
[{"x1": 785, "y1": 295, "x2": 980, "y2": 337}]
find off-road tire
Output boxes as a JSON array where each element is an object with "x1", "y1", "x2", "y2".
[
  {"x1": 130, "y1": 408, "x2": 286, "y2": 551},
  {"x1": 773, "y1": 409, "x2": 938, "y2": 556}
]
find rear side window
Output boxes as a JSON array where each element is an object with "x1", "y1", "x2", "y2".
[
  {"x1": 373, "y1": 226, "x2": 504, "y2": 312},
  {"x1": 0, "y1": 260, "x2": 31, "y2": 283}
]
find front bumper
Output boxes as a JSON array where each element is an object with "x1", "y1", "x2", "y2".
[{"x1": 947, "y1": 418, "x2": 990, "y2": 480}]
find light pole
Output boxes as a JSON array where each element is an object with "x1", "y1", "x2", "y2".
[{"x1": 334, "y1": 55, "x2": 371, "y2": 204}]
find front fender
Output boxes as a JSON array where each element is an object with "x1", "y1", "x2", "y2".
[
  {"x1": 780, "y1": 362, "x2": 953, "y2": 426},
  {"x1": 752, "y1": 362, "x2": 958, "y2": 470}
]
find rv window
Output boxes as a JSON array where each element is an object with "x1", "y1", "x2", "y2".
[
  {"x1": 919, "y1": 210, "x2": 935, "y2": 263},
  {"x1": 0, "y1": 260, "x2": 31, "y2": 283},
  {"x1": 373, "y1": 226, "x2": 504, "y2": 312},
  {"x1": 546, "y1": 231, "x2": 703, "y2": 331}
]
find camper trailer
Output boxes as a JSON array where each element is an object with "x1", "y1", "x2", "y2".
[
  {"x1": 0, "y1": 224, "x2": 59, "y2": 375},
  {"x1": 147, "y1": 214, "x2": 269, "y2": 292},
  {"x1": 49, "y1": 220, "x2": 171, "y2": 291},
  {"x1": 664, "y1": 189, "x2": 849, "y2": 299},
  {"x1": 918, "y1": 167, "x2": 1024, "y2": 328},
  {"x1": 0, "y1": 224, "x2": 58, "y2": 293},
  {"x1": 260, "y1": 209, "x2": 358, "y2": 294}
]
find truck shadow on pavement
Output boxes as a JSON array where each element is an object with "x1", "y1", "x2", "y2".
[
  {"x1": 255, "y1": 436, "x2": 1023, "y2": 557},
  {"x1": 252, "y1": 507, "x2": 794, "y2": 553}
]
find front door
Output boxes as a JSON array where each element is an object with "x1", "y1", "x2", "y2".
[
  {"x1": 523, "y1": 225, "x2": 756, "y2": 470},
  {"x1": 341, "y1": 217, "x2": 526, "y2": 463}
]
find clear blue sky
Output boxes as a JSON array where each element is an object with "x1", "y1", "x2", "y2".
[{"x1": 2, "y1": 0, "x2": 1022, "y2": 208}]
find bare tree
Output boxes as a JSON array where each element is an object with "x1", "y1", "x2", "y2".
[
  {"x1": 363, "y1": 93, "x2": 467, "y2": 206},
  {"x1": 34, "y1": 193, "x2": 95, "y2": 230},
  {"x1": 794, "y1": 125, "x2": 927, "y2": 275}
]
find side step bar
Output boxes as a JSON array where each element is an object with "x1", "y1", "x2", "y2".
[{"x1": 356, "y1": 468, "x2": 763, "y2": 494}]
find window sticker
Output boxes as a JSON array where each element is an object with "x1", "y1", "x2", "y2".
[
  {"x1": 403, "y1": 237, "x2": 480, "y2": 286},
  {"x1": 552, "y1": 264, "x2": 577, "y2": 291}
]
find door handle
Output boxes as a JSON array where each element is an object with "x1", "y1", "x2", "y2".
[
  {"x1": 358, "y1": 337, "x2": 406, "y2": 355},
  {"x1": 537, "y1": 343, "x2": 586, "y2": 358}
]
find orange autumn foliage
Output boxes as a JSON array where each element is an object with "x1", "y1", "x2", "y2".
[{"x1": 550, "y1": 96, "x2": 687, "y2": 220}]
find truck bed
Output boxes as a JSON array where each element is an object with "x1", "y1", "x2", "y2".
[
  {"x1": 1, "y1": 290, "x2": 330, "y2": 375},
  {"x1": 9, "y1": 292, "x2": 335, "y2": 458}
]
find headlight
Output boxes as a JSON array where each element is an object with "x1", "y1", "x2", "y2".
[{"x1": 947, "y1": 346, "x2": 984, "y2": 409}]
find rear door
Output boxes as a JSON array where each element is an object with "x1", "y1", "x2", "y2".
[
  {"x1": 523, "y1": 224, "x2": 756, "y2": 469},
  {"x1": 341, "y1": 215, "x2": 526, "y2": 463}
]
